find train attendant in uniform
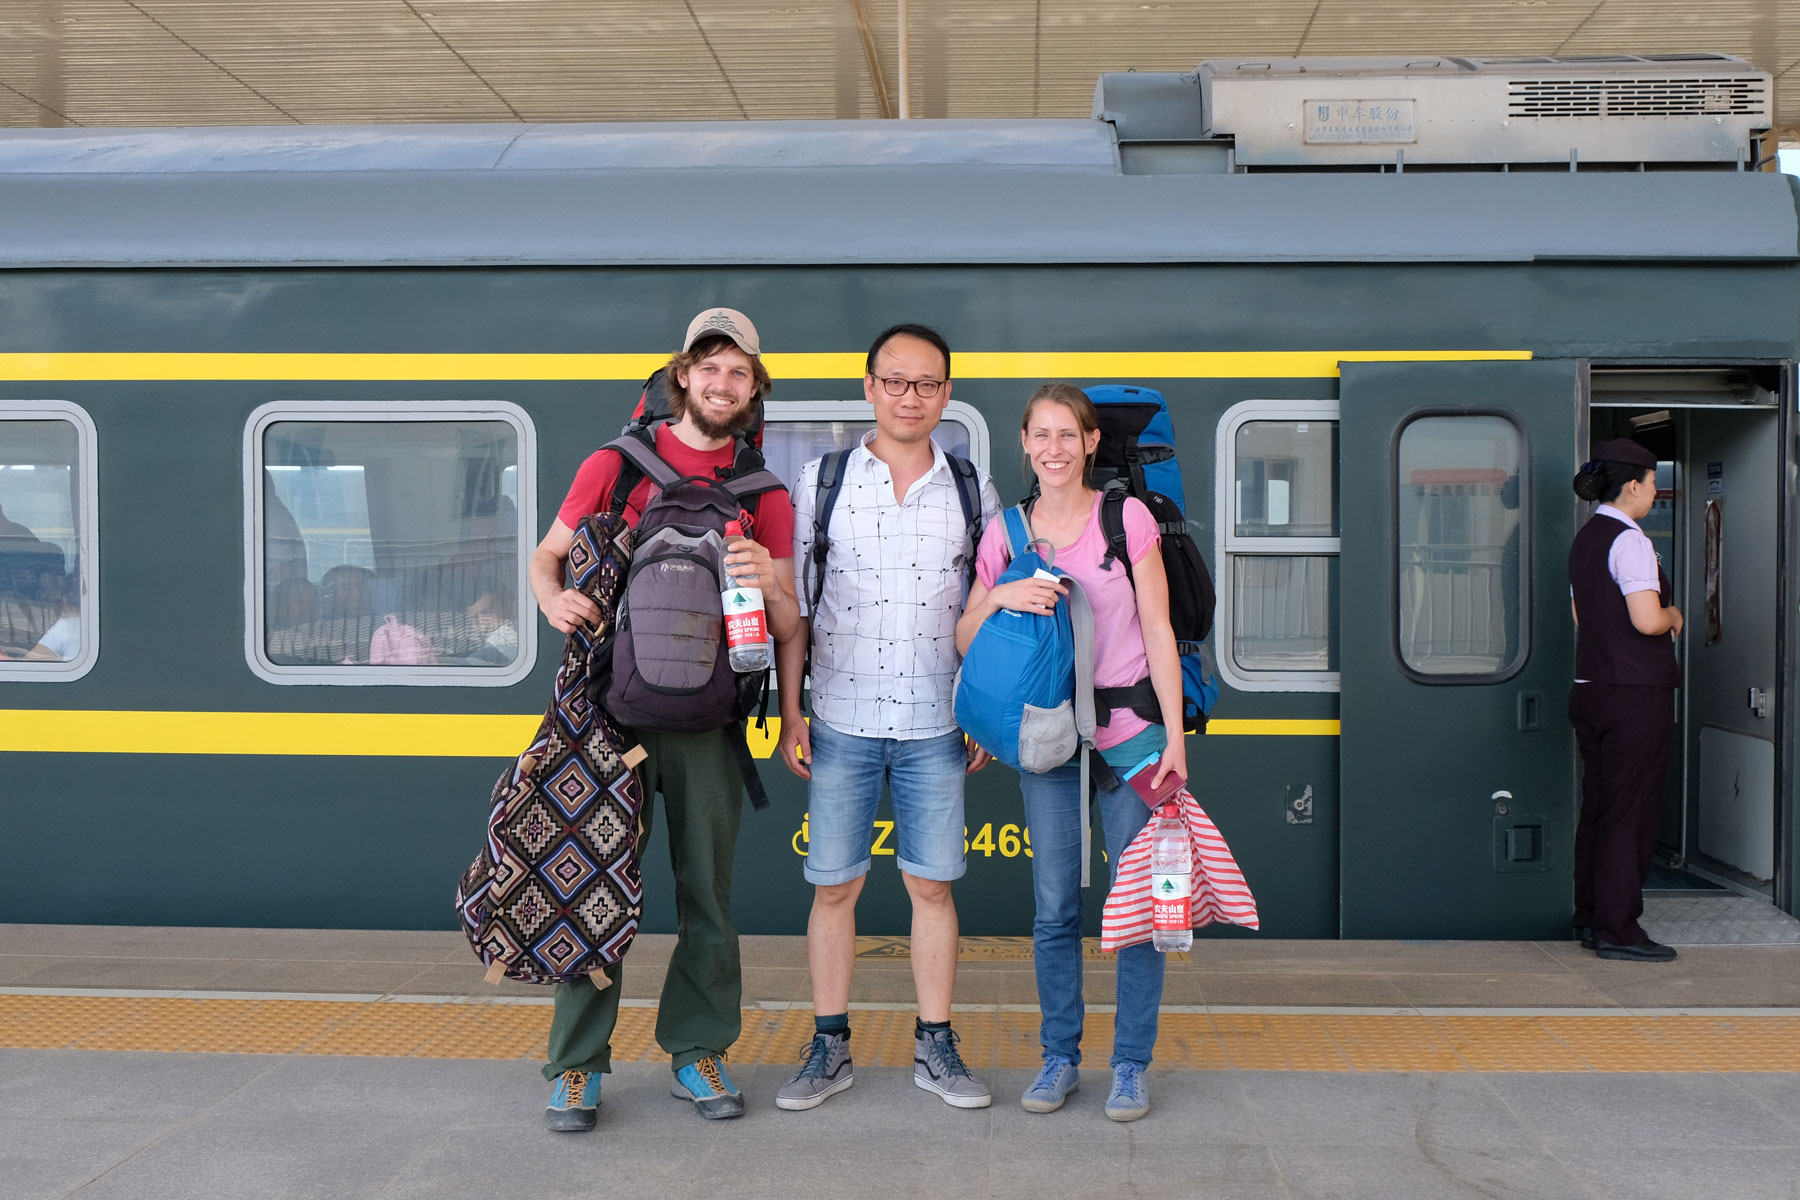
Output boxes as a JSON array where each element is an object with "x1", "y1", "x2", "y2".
[
  {"x1": 1569, "y1": 438, "x2": 1682, "y2": 963},
  {"x1": 954, "y1": 382, "x2": 1187, "y2": 1122}
]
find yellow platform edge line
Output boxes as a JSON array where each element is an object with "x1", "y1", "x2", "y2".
[
  {"x1": 0, "y1": 350, "x2": 1531, "y2": 382},
  {"x1": 2, "y1": 996, "x2": 1796, "y2": 1073},
  {"x1": 0, "y1": 711, "x2": 1336, "y2": 757}
]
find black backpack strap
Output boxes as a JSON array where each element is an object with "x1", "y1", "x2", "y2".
[
  {"x1": 1094, "y1": 679, "x2": 1161, "y2": 729},
  {"x1": 945, "y1": 454, "x2": 983, "y2": 593},
  {"x1": 1098, "y1": 484, "x2": 1134, "y2": 582},
  {"x1": 806, "y1": 449, "x2": 855, "y2": 612},
  {"x1": 729, "y1": 723, "x2": 770, "y2": 811}
]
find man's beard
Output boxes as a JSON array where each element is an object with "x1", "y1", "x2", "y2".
[{"x1": 682, "y1": 390, "x2": 759, "y2": 441}]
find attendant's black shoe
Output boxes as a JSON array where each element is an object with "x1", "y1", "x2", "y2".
[
  {"x1": 1595, "y1": 939, "x2": 1677, "y2": 963},
  {"x1": 1573, "y1": 925, "x2": 1597, "y2": 950}
]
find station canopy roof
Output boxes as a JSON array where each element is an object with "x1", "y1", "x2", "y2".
[{"x1": 3, "y1": 1, "x2": 1799, "y2": 141}]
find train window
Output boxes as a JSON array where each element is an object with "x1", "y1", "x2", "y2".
[
  {"x1": 1216, "y1": 401, "x2": 1340, "y2": 692},
  {"x1": 245, "y1": 404, "x2": 536, "y2": 686},
  {"x1": 1233, "y1": 421, "x2": 1338, "y2": 537},
  {"x1": 1395, "y1": 413, "x2": 1525, "y2": 680},
  {"x1": 0, "y1": 403, "x2": 98, "y2": 681},
  {"x1": 758, "y1": 400, "x2": 989, "y2": 488}
]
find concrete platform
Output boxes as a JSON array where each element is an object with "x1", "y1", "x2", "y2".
[{"x1": 4, "y1": 924, "x2": 1799, "y2": 1200}]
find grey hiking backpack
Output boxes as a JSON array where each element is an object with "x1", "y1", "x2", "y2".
[{"x1": 595, "y1": 430, "x2": 783, "y2": 807}]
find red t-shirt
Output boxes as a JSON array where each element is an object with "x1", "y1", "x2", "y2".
[{"x1": 556, "y1": 423, "x2": 796, "y2": 556}]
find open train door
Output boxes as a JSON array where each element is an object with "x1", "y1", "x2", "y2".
[{"x1": 1337, "y1": 360, "x2": 1580, "y2": 938}]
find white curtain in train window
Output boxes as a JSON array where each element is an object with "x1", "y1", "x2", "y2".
[
  {"x1": 260, "y1": 420, "x2": 521, "y2": 668},
  {"x1": 0, "y1": 419, "x2": 83, "y2": 664},
  {"x1": 1396, "y1": 414, "x2": 1523, "y2": 676},
  {"x1": 1232, "y1": 555, "x2": 1333, "y2": 670}
]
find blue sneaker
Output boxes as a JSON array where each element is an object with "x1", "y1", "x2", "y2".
[
  {"x1": 1021, "y1": 1055, "x2": 1080, "y2": 1114},
  {"x1": 670, "y1": 1054, "x2": 745, "y2": 1119},
  {"x1": 1105, "y1": 1062, "x2": 1150, "y2": 1122},
  {"x1": 545, "y1": 1069, "x2": 599, "y2": 1132}
]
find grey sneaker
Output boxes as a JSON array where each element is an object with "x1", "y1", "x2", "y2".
[
  {"x1": 774, "y1": 1030, "x2": 854, "y2": 1111},
  {"x1": 545, "y1": 1068, "x2": 599, "y2": 1132},
  {"x1": 1104, "y1": 1062, "x2": 1150, "y2": 1122},
  {"x1": 913, "y1": 1026, "x2": 992, "y2": 1109},
  {"x1": 1021, "y1": 1056, "x2": 1079, "y2": 1113}
]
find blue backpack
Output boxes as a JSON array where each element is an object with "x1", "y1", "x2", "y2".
[
  {"x1": 953, "y1": 507, "x2": 1097, "y2": 773},
  {"x1": 954, "y1": 508, "x2": 1108, "y2": 884},
  {"x1": 1082, "y1": 385, "x2": 1219, "y2": 733}
]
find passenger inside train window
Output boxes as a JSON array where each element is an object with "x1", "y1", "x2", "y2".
[
  {"x1": 0, "y1": 418, "x2": 85, "y2": 668},
  {"x1": 461, "y1": 570, "x2": 519, "y2": 667},
  {"x1": 20, "y1": 569, "x2": 80, "y2": 661}
]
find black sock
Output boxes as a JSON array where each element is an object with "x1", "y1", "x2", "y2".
[
  {"x1": 815, "y1": 1012, "x2": 850, "y2": 1038},
  {"x1": 916, "y1": 1018, "x2": 950, "y2": 1035}
]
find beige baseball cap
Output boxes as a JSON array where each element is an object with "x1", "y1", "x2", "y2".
[{"x1": 683, "y1": 307, "x2": 760, "y2": 357}]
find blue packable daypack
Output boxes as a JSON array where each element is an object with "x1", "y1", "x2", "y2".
[
  {"x1": 1083, "y1": 385, "x2": 1219, "y2": 732},
  {"x1": 954, "y1": 507, "x2": 1104, "y2": 883}
]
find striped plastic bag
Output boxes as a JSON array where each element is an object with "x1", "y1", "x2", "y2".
[{"x1": 1100, "y1": 789, "x2": 1259, "y2": 951}]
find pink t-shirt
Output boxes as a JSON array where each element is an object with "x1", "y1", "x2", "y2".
[{"x1": 975, "y1": 492, "x2": 1161, "y2": 750}]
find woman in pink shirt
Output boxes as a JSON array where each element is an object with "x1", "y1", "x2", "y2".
[{"x1": 954, "y1": 382, "x2": 1186, "y2": 1122}]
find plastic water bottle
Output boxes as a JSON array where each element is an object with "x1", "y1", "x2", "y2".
[
  {"x1": 1150, "y1": 801, "x2": 1193, "y2": 952},
  {"x1": 721, "y1": 520, "x2": 772, "y2": 673}
]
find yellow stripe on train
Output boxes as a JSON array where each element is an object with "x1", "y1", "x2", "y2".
[
  {"x1": 0, "y1": 350, "x2": 1529, "y2": 382},
  {"x1": 0, "y1": 711, "x2": 1337, "y2": 757}
]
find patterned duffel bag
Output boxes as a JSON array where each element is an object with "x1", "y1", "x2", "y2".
[{"x1": 455, "y1": 512, "x2": 644, "y2": 986}]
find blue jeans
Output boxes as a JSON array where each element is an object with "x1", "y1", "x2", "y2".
[
  {"x1": 1018, "y1": 727, "x2": 1168, "y2": 1069},
  {"x1": 803, "y1": 721, "x2": 968, "y2": 885}
]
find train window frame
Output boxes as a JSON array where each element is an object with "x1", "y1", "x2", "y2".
[
  {"x1": 1391, "y1": 407, "x2": 1530, "y2": 686},
  {"x1": 1214, "y1": 399, "x2": 1340, "y2": 693},
  {"x1": 242, "y1": 401, "x2": 538, "y2": 688},
  {"x1": 758, "y1": 399, "x2": 991, "y2": 483},
  {"x1": 0, "y1": 400, "x2": 99, "y2": 682}
]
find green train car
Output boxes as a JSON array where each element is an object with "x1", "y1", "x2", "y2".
[{"x1": 2, "y1": 55, "x2": 1794, "y2": 939}]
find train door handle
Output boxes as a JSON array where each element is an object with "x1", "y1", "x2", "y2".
[
  {"x1": 1749, "y1": 687, "x2": 1771, "y2": 719},
  {"x1": 1516, "y1": 691, "x2": 1544, "y2": 732}
]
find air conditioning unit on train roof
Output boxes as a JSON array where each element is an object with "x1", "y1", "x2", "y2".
[{"x1": 1197, "y1": 55, "x2": 1771, "y2": 169}]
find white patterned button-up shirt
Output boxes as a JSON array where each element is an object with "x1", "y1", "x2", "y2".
[{"x1": 793, "y1": 433, "x2": 1002, "y2": 740}]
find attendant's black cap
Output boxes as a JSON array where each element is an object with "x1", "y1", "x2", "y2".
[{"x1": 1589, "y1": 438, "x2": 1657, "y2": 471}]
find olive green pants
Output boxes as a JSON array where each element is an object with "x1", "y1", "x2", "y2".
[{"x1": 543, "y1": 726, "x2": 745, "y2": 1078}]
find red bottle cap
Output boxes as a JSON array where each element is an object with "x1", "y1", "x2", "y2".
[{"x1": 725, "y1": 520, "x2": 744, "y2": 537}]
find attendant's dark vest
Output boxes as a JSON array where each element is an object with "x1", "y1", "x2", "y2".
[{"x1": 1570, "y1": 512, "x2": 1681, "y2": 688}]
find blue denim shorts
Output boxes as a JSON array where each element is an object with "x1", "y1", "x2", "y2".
[{"x1": 803, "y1": 721, "x2": 968, "y2": 885}]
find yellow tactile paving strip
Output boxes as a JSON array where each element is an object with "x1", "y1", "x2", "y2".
[{"x1": 5, "y1": 993, "x2": 1800, "y2": 1072}]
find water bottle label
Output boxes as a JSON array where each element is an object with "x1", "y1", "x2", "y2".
[
  {"x1": 722, "y1": 587, "x2": 767, "y2": 649},
  {"x1": 1151, "y1": 871, "x2": 1191, "y2": 932}
]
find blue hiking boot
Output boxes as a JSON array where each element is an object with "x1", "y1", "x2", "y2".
[
  {"x1": 671, "y1": 1054, "x2": 745, "y2": 1119},
  {"x1": 1104, "y1": 1062, "x2": 1150, "y2": 1122},
  {"x1": 1020, "y1": 1055, "x2": 1080, "y2": 1114},
  {"x1": 545, "y1": 1069, "x2": 599, "y2": 1132}
]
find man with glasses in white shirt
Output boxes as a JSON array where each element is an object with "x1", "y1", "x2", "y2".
[{"x1": 775, "y1": 324, "x2": 1001, "y2": 1112}]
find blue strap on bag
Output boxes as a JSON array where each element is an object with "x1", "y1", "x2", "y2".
[{"x1": 953, "y1": 506, "x2": 1102, "y2": 886}]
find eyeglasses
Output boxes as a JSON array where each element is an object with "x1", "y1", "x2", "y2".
[{"x1": 875, "y1": 376, "x2": 944, "y2": 399}]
